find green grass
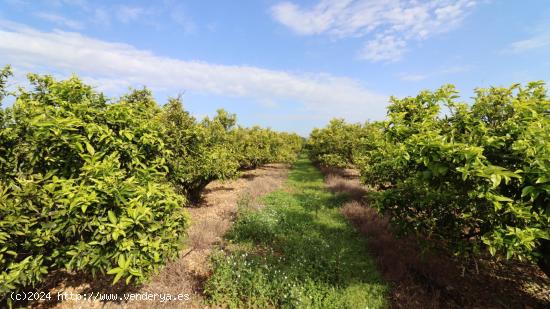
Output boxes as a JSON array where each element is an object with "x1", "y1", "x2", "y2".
[{"x1": 204, "y1": 155, "x2": 389, "y2": 308}]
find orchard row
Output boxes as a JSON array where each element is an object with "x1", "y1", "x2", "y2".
[
  {"x1": 307, "y1": 82, "x2": 550, "y2": 277},
  {"x1": 0, "y1": 66, "x2": 302, "y2": 303}
]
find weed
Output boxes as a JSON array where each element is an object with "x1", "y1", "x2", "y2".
[{"x1": 204, "y1": 155, "x2": 389, "y2": 308}]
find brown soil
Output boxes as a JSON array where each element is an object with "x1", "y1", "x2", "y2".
[
  {"x1": 27, "y1": 164, "x2": 289, "y2": 309},
  {"x1": 320, "y1": 166, "x2": 550, "y2": 309}
]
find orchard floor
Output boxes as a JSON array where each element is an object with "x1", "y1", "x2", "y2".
[
  {"x1": 322, "y1": 166, "x2": 550, "y2": 308},
  {"x1": 30, "y1": 163, "x2": 290, "y2": 309},
  {"x1": 26, "y1": 157, "x2": 550, "y2": 308},
  {"x1": 202, "y1": 156, "x2": 389, "y2": 308}
]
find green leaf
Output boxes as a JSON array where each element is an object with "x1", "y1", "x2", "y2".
[
  {"x1": 75, "y1": 142, "x2": 84, "y2": 153},
  {"x1": 492, "y1": 195, "x2": 513, "y2": 202},
  {"x1": 107, "y1": 267, "x2": 122, "y2": 275},
  {"x1": 521, "y1": 186, "x2": 535, "y2": 197},
  {"x1": 118, "y1": 254, "x2": 126, "y2": 268},
  {"x1": 112, "y1": 270, "x2": 124, "y2": 285},
  {"x1": 85, "y1": 141, "x2": 95, "y2": 155},
  {"x1": 108, "y1": 211, "x2": 117, "y2": 224},
  {"x1": 490, "y1": 174, "x2": 501, "y2": 188}
]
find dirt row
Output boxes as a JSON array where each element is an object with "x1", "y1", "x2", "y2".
[
  {"x1": 30, "y1": 164, "x2": 290, "y2": 309},
  {"x1": 321, "y1": 166, "x2": 550, "y2": 309}
]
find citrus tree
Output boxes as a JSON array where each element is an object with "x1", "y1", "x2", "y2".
[
  {"x1": 234, "y1": 126, "x2": 303, "y2": 169},
  {"x1": 0, "y1": 67, "x2": 305, "y2": 305},
  {"x1": 306, "y1": 119, "x2": 364, "y2": 168},
  {"x1": 160, "y1": 101, "x2": 240, "y2": 202},
  {"x1": 356, "y1": 83, "x2": 550, "y2": 276},
  {"x1": 0, "y1": 73, "x2": 189, "y2": 303}
]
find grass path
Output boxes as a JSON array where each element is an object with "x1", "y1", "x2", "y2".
[{"x1": 204, "y1": 155, "x2": 388, "y2": 308}]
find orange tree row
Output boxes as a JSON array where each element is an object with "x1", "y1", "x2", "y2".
[
  {"x1": 0, "y1": 67, "x2": 302, "y2": 304},
  {"x1": 307, "y1": 82, "x2": 550, "y2": 277}
]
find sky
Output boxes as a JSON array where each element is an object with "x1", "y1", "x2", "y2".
[{"x1": 0, "y1": 0, "x2": 549, "y2": 136}]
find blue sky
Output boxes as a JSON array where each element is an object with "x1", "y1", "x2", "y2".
[{"x1": 1, "y1": 0, "x2": 549, "y2": 135}]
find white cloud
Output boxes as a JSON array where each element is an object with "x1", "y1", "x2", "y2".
[
  {"x1": 270, "y1": 0, "x2": 351, "y2": 35},
  {"x1": 4, "y1": 0, "x2": 197, "y2": 32},
  {"x1": 34, "y1": 12, "x2": 84, "y2": 30},
  {"x1": 9, "y1": 0, "x2": 90, "y2": 10},
  {"x1": 105, "y1": 1, "x2": 197, "y2": 32},
  {"x1": 48, "y1": 0, "x2": 89, "y2": 8},
  {"x1": 271, "y1": 0, "x2": 477, "y2": 62},
  {"x1": 506, "y1": 34, "x2": 550, "y2": 53},
  {"x1": 167, "y1": 3, "x2": 197, "y2": 34},
  {"x1": 90, "y1": 7, "x2": 111, "y2": 26},
  {"x1": 0, "y1": 21, "x2": 388, "y2": 122},
  {"x1": 359, "y1": 34, "x2": 406, "y2": 62},
  {"x1": 503, "y1": 14, "x2": 550, "y2": 54}
]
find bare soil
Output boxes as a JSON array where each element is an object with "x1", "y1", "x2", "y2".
[
  {"x1": 28, "y1": 164, "x2": 289, "y2": 309},
  {"x1": 321, "y1": 166, "x2": 550, "y2": 309}
]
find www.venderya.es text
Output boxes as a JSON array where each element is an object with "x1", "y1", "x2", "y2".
[{"x1": 11, "y1": 291, "x2": 191, "y2": 303}]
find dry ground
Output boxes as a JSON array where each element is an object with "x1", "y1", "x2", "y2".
[
  {"x1": 320, "y1": 166, "x2": 550, "y2": 308},
  {"x1": 28, "y1": 164, "x2": 289, "y2": 309}
]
